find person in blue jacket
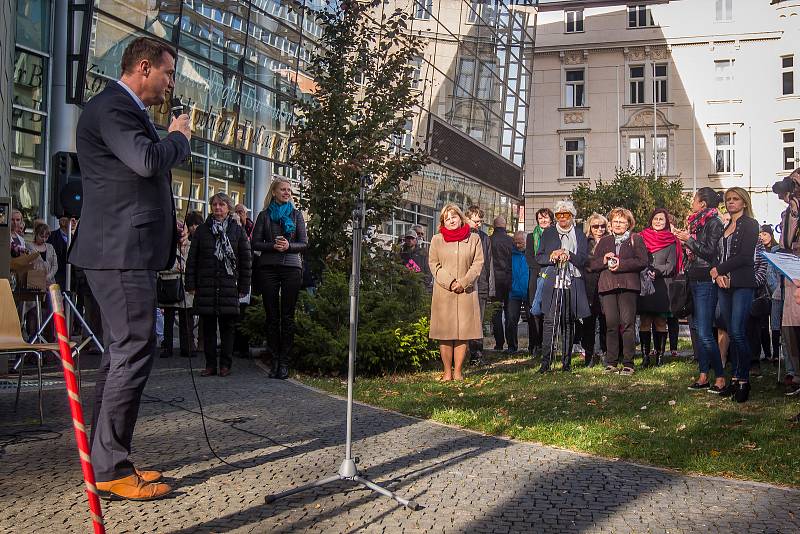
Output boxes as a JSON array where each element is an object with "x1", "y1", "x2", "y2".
[{"x1": 506, "y1": 231, "x2": 530, "y2": 353}]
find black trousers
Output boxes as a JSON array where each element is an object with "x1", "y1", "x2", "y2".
[
  {"x1": 601, "y1": 289, "x2": 638, "y2": 368},
  {"x1": 469, "y1": 296, "x2": 488, "y2": 356},
  {"x1": 162, "y1": 307, "x2": 194, "y2": 356},
  {"x1": 260, "y1": 265, "x2": 302, "y2": 363},
  {"x1": 233, "y1": 303, "x2": 251, "y2": 357},
  {"x1": 200, "y1": 314, "x2": 236, "y2": 370},
  {"x1": 85, "y1": 269, "x2": 156, "y2": 482},
  {"x1": 581, "y1": 312, "x2": 607, "y2": 356},
  {"x1": 492, "y1": 294, "x2": 510, "y2": 349},
  {"x1": 541, "y1": 288, "x2": 575, "y2": 369}
]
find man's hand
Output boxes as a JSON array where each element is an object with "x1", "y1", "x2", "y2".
[{"x1": 169, "y1": 114, "x2": 191, "y2": 142}]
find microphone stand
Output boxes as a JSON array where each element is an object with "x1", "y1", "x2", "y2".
[{"x1": 264, "y1": 175, "x2": 420, "y2": 511}]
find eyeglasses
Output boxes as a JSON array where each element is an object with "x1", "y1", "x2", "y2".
[
  {"x1": 555, "y1": 212, "x2": 572, "y2": 219},
  {"x1": 590, "y1": 224, "x2": 606, "y2": 229}
]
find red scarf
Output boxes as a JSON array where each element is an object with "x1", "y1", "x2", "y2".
[
  {"x1": 440, "y1": 224, "x2": 471, "y2": 243},
  {"x1": 640, "y1": 227, "x2": 683, "y2": 273}
]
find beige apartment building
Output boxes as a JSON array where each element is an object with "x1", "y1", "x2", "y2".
[{"x1": 526, "y1": 0, "x2": 800, "y2": 230}]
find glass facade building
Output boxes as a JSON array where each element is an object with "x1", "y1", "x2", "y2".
[{"x1": 6, "y1": 0, "x2": 535, "y2": 237}]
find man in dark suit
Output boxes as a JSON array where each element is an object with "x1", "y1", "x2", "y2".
[
  {"x1": 69, "y1": 37, "x2": 191, "y2": 501},
  {"x1": 490, "y1": 216, "x2": 514, "y2": 351},
  {"x1": 47, "y1": 216, "x2": 70, "y2": 288}
]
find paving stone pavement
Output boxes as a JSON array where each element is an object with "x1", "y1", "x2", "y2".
[{"x1": 1, "y1": 356, "x2": 799, "y2": 534}]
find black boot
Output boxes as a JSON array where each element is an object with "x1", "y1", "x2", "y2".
[
  {"x1": 654, "y1": 332, "x2": 666, "y2": 366},
  {"x1": 640, "y1": 331, "x2": 651, "y2": 367},
  {"x1": 538, "y1": 347, "x2": 552, "y2": 373}
]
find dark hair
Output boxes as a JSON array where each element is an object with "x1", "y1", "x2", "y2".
[
  {"x1": 696, "y1": 187, "x2": 722, "y2": 210},
  {"x1": 647, "y1": 208, "x2": 672, "y2": 230},
  {"x1": 535, "y1": 208, "x2": 555, "y2": 223},
  {"x1": 760, "y1": 224, "x2": 778, "y2": 248},
  {"x1": 33, "y1": 222, "x2": 50, "y2": 237},
  {"x1": 184, "y1": 211, "x2": 204, "y2": 227},
  {"x1": 120, "y1": 37, "x2": 177, "y2": 75}
]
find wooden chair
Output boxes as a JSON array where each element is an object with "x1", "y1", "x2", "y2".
[{"x1": 1, "y1": 279, "x2": 76, "y2": 424}]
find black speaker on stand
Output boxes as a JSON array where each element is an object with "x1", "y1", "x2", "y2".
[{"x1": 51, "y1": 151, "x2": 82, "y2": 218}]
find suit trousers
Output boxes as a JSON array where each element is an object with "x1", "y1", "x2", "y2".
[
  {"x1": 85, "y1": 269, "x2": 157, "y2": 482},
  {"x1": 492, "y1": 294, "x2": 510, "y2": 349},
  {"x1": 469, "y1": 296, "x2": 487, "y2": 356}
]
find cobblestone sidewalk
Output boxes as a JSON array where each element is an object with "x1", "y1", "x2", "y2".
[{"x1": 1, "y1": 357, "x2": 798, "y2": 533}]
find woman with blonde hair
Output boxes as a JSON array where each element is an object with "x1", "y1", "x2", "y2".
[
  {"x1": 581, "y1": 212, "x2": 608, "y2": 366},
  {"x1": 428, "y1": 203, "x2": 484, "y2": 381},
  {"x1": 709, "y1": 187, "x2": 760, "y2": 402},
  {"x1": 590, "y1": 207, "x2": 649, "y2": 374},
  {"x1": 252, "y1": 178, "x2": 308, "y2": 379}
]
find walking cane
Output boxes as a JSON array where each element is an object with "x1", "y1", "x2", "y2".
[{"x1": 48, "y1": 284, "x2": 106, "y2": 534}]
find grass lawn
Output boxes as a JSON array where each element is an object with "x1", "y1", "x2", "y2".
[{"x1": 297, "y1": 352, "x2": 800, "y2": 487}]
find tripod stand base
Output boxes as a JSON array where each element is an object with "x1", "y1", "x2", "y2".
[{"x1": 264, "y1": 460, "x2": 420, "y2": 510}]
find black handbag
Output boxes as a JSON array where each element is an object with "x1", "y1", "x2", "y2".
[
  {"x1": 157, "y1": 275, "x2": 185, "y2": 305},
  {"x1": 750, "y1": 285, "x2": 771, "y2": 317},
  {"x1": 640, "y1": 266, "x2": 656, "y2": 297},
  {"x1": 668, "y1": 273, "x2": 693, "y2": 318}
]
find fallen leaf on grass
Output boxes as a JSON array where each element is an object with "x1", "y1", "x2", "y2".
[
  {"x1": 586, "y1": 399, "x2": 598, "y2": 406},
  {"x1": 640, "y1": 405, "x2": 648, "y2": 410},
  {"x1": 668, "y1": 400, "x2": 676, "y2": 406},
  {"x1": 710, "y1": 449, "x2": 721, "y2": 456},
  {"x1": 677, "y1": 424, "x2": 686, "y2": 431}
]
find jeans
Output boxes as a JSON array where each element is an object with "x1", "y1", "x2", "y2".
[
  {"x1": 717, "y1": 287, "x2": 755, "y2": 381},
  {"x1": 601, "y1": 290, "x2": 638, "y2": 368},
  {"x1": 506, "y1": 298, "x2": 528, "y2": 352},
  {"x1": 690, "y1": 281, "x2": 724, "y2": 376}
]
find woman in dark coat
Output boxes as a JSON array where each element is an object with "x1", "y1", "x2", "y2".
[
  {"x1": 186, "y1": 193, "x2": 252, "y2": 377},
  {"x1": 536, "y1": 200, "x2": 589, "y2": 373},
  {"x1": 674, "y1": 187, "x2": 725, "y2": 392},
  {"x1": 525, "y1": 208, "x2": 553, "y2": 357},
  {"x1": 638, "y1": 209, "x2": 681, "y2": 367},
  {"x1": 251, "y1": 178, "x2": 308, "y2": 380},
  {"x1": 590, "y1": 207, "x2": 649, "y2": 375},
  {"x1": 582, "y1": 213, "x2": 608, "y2": 367}
]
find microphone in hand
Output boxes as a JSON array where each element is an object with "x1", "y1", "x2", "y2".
[{"x1": 168, "y1": 97, "x2": 191, "y2": 142}]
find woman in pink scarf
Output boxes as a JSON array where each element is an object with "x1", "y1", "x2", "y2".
[{"x1": 638, "y1": 209, "x2": 682, "y2": 366}]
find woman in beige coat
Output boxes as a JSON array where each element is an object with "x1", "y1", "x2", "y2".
[{"x1": 428, "y1": 204, "x2": 484, "y2": 381}]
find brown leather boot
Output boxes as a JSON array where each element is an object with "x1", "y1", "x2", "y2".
[{"x1": 96, "y1": 474, "x2": 172, "y2": 501}]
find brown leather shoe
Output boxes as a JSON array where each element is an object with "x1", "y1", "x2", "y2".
[
  {"x1": 135, "y1": 468, "x2": 162, "y2": 483},
  {"x1": 219, "y1": 367, "x2": 231, "y2": 377},
  {"x1": 200, "y1": 367, "x2": 216, "y2": 377},
  {"x1": 96, "y1": 474, "x2": 172, "y2": 501}
]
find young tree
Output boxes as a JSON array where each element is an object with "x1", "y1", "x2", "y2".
[
  {"x1": 292, "y1": 0, "x2": 428, "y2": 268},
  {"x1": 571, "y1": 168, "x2": 691, "y2": 230}
]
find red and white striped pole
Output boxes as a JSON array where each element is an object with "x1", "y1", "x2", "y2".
[{"x1": 49, "y1": 284, "x2": 106, "y2": 534}]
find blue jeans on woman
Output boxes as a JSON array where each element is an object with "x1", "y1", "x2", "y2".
[
  {"x1": 690, "y1": 281, "x2": 724, "y2": 377},
  {"x1": 717, "y1": 287, "x2": 755, "y2": 381}
]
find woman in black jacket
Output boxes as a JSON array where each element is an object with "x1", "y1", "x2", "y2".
[
  {"x1": 186, "y1": 193, "x2": 252, "y2": 377},
  {"x1": 581, "y1": 212, "x2": 608, "y2": 367},
  {"x1": 711, "y1": 187, "x2": 759, "y2": 402},
  {"x1": 674, "y1": 188, "x2": 725, "y2": 392},
  {"x1": 252, "y1": 178, "x2": 308, "y2": 379}
]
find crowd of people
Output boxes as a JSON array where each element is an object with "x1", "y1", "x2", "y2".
[
  {"x1": 10, "y1": 177, "x2": 308, "y2": 381},
  {"x1": 421, "y1": 172, "x2": 800, "y2": 409}
]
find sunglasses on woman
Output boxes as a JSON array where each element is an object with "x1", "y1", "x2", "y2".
[{"x1": 590, "y1": 224, "x2": 606, "y2": 229}]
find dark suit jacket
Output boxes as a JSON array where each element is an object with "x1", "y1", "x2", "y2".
[
  {"x1": 490, "y1": 228, "x2": 514, "y2": 298},
  {"x1": 69, "y1": 81, "x2": 190, "y2": 270}
]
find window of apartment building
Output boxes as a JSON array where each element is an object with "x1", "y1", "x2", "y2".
[
  {"x1": 628, "y1": 5, "x2": 653, "y2": 28},
  {"x1": 629, "y1": 65, "x2": 645, "y2": 104},
  {"x1": 783, "y1": 130, "x2": 796, "y2": 171},
  {"x1": 467, "y1": 1, "x2": 497, "y2": 25},
  {"x1": 715, "y1": 132, "x2": 735, "y2": 173},
  {"x1": 566, "y1": 10, "x2": 584, "y2": 33},
  {"x1": 455, "y1": 58, "x2": 476, "y2": 97},
  {"x1": 414, "y1": 0, "x2": 432, "y2": 20},
  {"x1": 653, "y1": 63, "x2": 668, "y2": 102},
  {"x1": 656, "y1": 135, "x2": 668, "y2": 175},
  {"x1": 714, "y1": 59, "x2": 734, "y2": 93},
  {"x1": 783, "y1": 55, "x2": 794, "y2": 95},
  {"x1": 629, "y1": 136, "x2": 646, "y2": 174},
  {"x1": 565, "y1": 69, "x2": 585, "y2": 107},
  {"x1": 410, "y1": 56, "x2": 422, "y2": 90},
  {"x1": 565, "y1": 138, "x2": 585, "y2": 178},
  {"x1": 715, "y1": 0, "x2": 733, "y2": 22}
]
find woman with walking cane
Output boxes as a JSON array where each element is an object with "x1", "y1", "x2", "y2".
[{"x1": 536, "y1": 200, "x2": 590, "y2": 373}]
